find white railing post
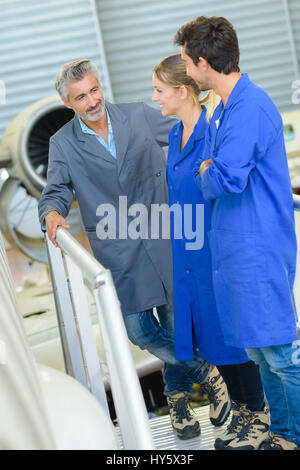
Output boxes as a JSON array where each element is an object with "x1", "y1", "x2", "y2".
[
  {"x1": 45, "y1": 227, "x2": 154, "y2": 450},
  {"x1": 45, "y1": 233, "x2": 88, "y2": 387},
  {"x1": 93, "y1": 272, "x2": 154, "y2": 450},
  {"x1": 63, "y1": 254, "x2": 109, "y2": 415}
]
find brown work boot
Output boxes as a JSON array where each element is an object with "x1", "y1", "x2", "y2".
[
  {"x1": 225, "y1": 409, "x2": 270, "y2": 450},
  {"x1": 214, "y1": 402, "x2": 251, "y2": 449},
  {"x1": 202, "y1": 366, "x2": 231, "y2": 426},
  {"x1": 260, "y1": 432, "x2": 299, "y2": 450},
  {"x1": 167, "y1": 392, "x2": 200, "y2": 440}
]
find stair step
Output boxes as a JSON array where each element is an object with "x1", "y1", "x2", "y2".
[{"x1": 116, "y1": 404, "x2": 231, "y2": 450}]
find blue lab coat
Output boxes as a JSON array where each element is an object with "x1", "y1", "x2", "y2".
[
  {"x1": 195, "y1": 74, "x2": 298, "y2": 349},
  {"x1": 167, "y1": 110, "x2": 249, "y2": 364}
]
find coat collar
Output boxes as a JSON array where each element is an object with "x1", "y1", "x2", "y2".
[
  {"x1": 73, "y1": 101, "x2": 130, "y2": 174},
  {"x1": 105, "y1": 101, "x2": 130, "y2": 175},
  {"x1": 209, "y1": 74, "x2": 251, "y2": 149},
  {"x1": 224, "y1": 73, "x2": 251, "y2": 110},
  {"x1": 172, "y1": 108, "x2": 207, "y2": 164}
]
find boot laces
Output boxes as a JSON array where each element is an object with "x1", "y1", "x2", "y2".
[
  {"x1": 202, "y1": 376, "x2": 222, "y2": 407},
  {"x1": 169, "y1": 395, "x2": 195, "y2": 423},
  {"x1": 268, "y1": 434, "x2": 282, "y2": 448},
  {"x1": 266, "y1": 433, "x2": 293, "y2": 449},
  {"x1": 226, "y1": 413, "x2": 240, "y2": 434},
  {"x1": 236, "y1": 412, "x2": 266, "y2": 440},
  {"x1": 226, "y1": 404, "x2": 249, "y2": 434}
]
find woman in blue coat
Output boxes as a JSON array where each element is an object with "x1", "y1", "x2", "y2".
[{"x1": 152, "y1": 54, "x2": 266, "y2": 449}]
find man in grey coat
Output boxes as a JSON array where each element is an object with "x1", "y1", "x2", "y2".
[{"x1": 39, "y1": 59, "x2": 230, "y2": 439}]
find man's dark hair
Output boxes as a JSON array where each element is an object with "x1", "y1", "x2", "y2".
[{"x1": 175, "y1": 16, "x2": 240, "y2": 74}]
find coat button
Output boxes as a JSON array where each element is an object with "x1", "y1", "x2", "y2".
[{"x1": 156, "y1": 171, "x2": 161, "y2": 177}]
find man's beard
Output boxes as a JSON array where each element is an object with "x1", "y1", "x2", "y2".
[{"x1": 81, "y1": 99, "x2": 105, "y2": 121}]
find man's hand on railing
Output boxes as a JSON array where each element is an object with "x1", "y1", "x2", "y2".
[{"x1": 45, "y1": 211, "x2": 70, "y2": 247}]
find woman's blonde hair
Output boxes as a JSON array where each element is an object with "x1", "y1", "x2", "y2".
[{"x1": 153, "y1": 54, "x2": 220, "y2": 121}]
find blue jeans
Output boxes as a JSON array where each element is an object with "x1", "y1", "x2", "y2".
[
  {"x1": 123, "y1": 301, "x2": 211, "y2": 394},
  {"x1": 247, "y1": 342, "x2": 300, "y2": 446}
]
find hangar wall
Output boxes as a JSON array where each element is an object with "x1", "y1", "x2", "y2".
[
  {"x1": 97, "y1": 0, "x2": 300, "y2": 108},
  {"x1": 0, "y1": 0, "x2": 112, "y2": 140},
  {"x1": 0, "y1": 0, "x2": 300, "y2": 141}
]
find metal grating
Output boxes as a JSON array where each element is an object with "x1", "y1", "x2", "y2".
[{"x1": 115, "y1": 404, "x2": 230, "y2": 450}]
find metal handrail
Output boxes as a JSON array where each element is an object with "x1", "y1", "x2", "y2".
[
  {"x1": 55, "y1": 227, "x2": 105, "y2": 287},
  {"x1": 45, "y1": 227, "x2": 154, "y2": 450},
  {"x1": 294, "y1": 193, "x2": 300, "y2": 212}
]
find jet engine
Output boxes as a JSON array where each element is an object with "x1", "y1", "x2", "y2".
[
  {"x1": 0, "y1": 96, "x2": 83, "y2": 262},
  {"x1": 0, "y1": 96, "x2": 74, "y2": 198}
]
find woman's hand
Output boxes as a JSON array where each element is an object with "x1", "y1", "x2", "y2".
[{"x1": 199, "y1": 158, "x2": 212, "y2": 177}]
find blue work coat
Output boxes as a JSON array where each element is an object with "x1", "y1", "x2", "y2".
[
  {"x1": 167, "y1": 110, "x2": 249, "y2": 364},
  {"x1": 195, "y1": 74, "x2": 298, "y2": 349}
]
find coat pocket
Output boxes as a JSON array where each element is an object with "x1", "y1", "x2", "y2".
[
  {"x1": 208, "y1": 228, "x2": 272, "y2": 346},
  {"x1": 208, "y1": 228, "x2": 271, "y2": 310},
  {"x1": 210, "y1": 229, "x2": 259, "y2": 285}
]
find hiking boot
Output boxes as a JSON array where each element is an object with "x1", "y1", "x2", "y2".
[
  {"x1": 202, "y1": 366, "x2": 231, "y2": 426},
  {"x1": 225, "y1": 409, "x2": 270, "y2": 450},
  {"x1": 260, "y1": 432, "x2": 298, "y2": 450},
  {"x1": 214, "y1": 402, "x2": 250, "y2": 450},
  {"x1": 167, "y1": 392, "x2": 200, "y2": 440}
]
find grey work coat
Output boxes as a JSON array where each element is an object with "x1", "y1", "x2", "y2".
[{"x1": 39, "y1": 102, "x2": 176, "y2": 316}]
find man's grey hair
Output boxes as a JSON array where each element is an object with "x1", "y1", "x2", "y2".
[{"x1": 55, "y1": 59, "x2": 100, "y2": 100}]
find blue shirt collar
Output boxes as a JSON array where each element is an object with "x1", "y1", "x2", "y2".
[
  {"x1": 78, "y1": 106, "x2": 113, "y2": 135},
  {"x1": 193, "y1": 107, "x2": 207, "y2": 140},
  {"x1": 224, "y1": 73, "x2": 250, "y2": 109},
  {"x1": 173, "y1": 107, "x2": 207, "y2": 141}
]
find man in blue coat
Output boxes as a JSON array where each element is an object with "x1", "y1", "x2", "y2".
[
  {"x1": 176, "y1": 16, "x2": 300, "y2": 450},
  {"x1": 38, "y1": 59, "x2": 230, "y2": 440}
]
